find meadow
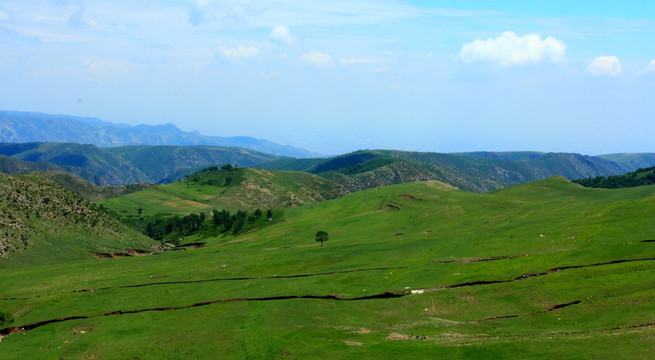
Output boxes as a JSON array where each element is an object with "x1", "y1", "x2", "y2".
[{"x1": 1, "y1": 177, "x2": 654, "y2": 358}]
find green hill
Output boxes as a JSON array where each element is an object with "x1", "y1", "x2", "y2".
[
  {"x1": 259, "y1": 149, "x2": 632, "y2": 193},
  {"x1": 96, "y1": 167, "x2": 342, "y2": 220},
  {"x1": 1, "y1": 177, "x2": 654, "y2": 358},
  {"x1": 0, "y1": 173, "x2": 154, "y2": 266}
]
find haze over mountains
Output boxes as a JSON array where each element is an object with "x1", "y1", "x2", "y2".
[
  {"x1": 1, "y1": 110, "x2": 654, "y2": 193},
  {"x1": 0, "y1": 111, "x2": 321, "y2": 158}
]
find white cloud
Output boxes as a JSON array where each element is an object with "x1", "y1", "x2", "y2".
[
  {"x1": 218, "y1": 45, "x2": 259, "y2": 59},
  {"x1": 300, "y1": 50, "x2": 332, "y2": 67},
  {"x1": 458, "y1": 31, "x2": 567, "y2": 66},
  {"x1": 0, "y1": 10, "x2": 9, "y2": 21},
  {"x1": 644, "y1": 59, "x2": 655, "y2": 74},
  {"x1": 270, "y1": 26, "x2": 294, "y2": 45},
  {"x1": 587, "y1": 56, "x2": 621, "y2": 77}
]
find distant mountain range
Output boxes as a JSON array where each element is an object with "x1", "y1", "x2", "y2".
[
  {"x1": 259, "y1": 150, "x2": 655, "y2": 193},
  {"x1": 1, "y1": 110, "x2": 654, "y2": 193},
  {"x1": 0, "y1": 142, "x2": 281, "y2": 186},
  {"x1": 0, "y1": 110, "x2": 321, "y2": 158}
]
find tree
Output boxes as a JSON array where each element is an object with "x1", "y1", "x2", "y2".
[
  {"x1": 315, "y1": 231, "x2": 328, "y2": 247},
  {"x1": 221, "y1": 164, "x2": 233, "y2": 172},
  {"x1": 266, "y1": 209, "x2": 273, "y2": 220}
]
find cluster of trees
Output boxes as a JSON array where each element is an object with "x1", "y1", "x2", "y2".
[
  {"x1": 574, "y1": 167, "x2": 655, "y2": 189},
  {"x1": 184, "y1": 164, "x2": 239, "y2": 186},
  {"x1": 141, "y1": 208, "x2": 273, "y2": 241},
  {"x1": 143, "y1": 212, "x2": 206, "y2": 240}
]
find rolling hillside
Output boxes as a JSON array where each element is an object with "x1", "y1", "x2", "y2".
[
  {"x1": 1, "y1": 177, "x2": 654, "y2": 358},
  {"x1": 31, "y1": 171, "x2": 153, "y2": 201},
  {"x1": 260, "y1": 149, "x2": 653, "y2": 193},
  {"x1": 0, "y1": 142, "x2": 148, "y2": 186},
  {"x1": 0, "y1": 173, "x2": 154, "y2": 265},
  {"x1": 0, "y1": 142, "x2": 283, "y2": 186},
  {"x1": 97, "y1": 167, "x2": 342, "y2": 219}
]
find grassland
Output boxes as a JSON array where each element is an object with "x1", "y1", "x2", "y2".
[
  {"x1": 96, "y1": 167, "x2": 342, "y2": 221},
  {"x1": 1, "y1": 177, "x2": 654, "y2": 358},
  {"x1": 0, "y1": 173, "x2": 155, "y2": 266}
]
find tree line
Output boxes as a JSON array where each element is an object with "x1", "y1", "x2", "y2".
[
  {"x1": 142, "y1": 208, "x2": 272, "y2": 241},
  {"x1": 573, "y1": 166, "x2": 655, "y2": 189}
]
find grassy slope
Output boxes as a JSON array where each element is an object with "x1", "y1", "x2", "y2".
[
  {"x1": 0, "y1": 173, "x2": 155, "y2": 266},
  {"x1": 96, "y1": 168, "x2": 342, "y2": 219},
  {"x1": 1, "y1": 177, "x2": 654, "y2": 358}
]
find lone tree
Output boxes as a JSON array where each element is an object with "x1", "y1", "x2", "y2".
[{"x1": 315, "y1": 231, "x2": 328, "y2": 247}]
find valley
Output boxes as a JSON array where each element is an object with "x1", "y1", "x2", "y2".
[
  {"x1": 1, "y1": 172, "x2": 654, "y2": 358},
  {"x1": 1, "y1": 112, "x2": 654, "y2": 359}
]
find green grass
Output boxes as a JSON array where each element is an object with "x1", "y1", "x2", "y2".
[
  {"x1": 1, "y1": 177, "x2": 655, "y2": 358},
  {"x1": 97, "y1": 168, "x2": 342, "y2": 219},
  {"x1": 0, "y1": 173, "x2": 155, "y2": 266}
]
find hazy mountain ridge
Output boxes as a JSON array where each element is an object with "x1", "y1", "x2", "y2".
[
  {"x1": 0, "y1": 142, "x2": 282, "y2": 186},
  {"x1": 0, "y1": 110, "x2": 320, "y2": 158},
  {"x1": 107, "y1": 145, "x2": 280, "y2": 183}
]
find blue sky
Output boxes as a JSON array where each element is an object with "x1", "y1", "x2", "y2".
[{"x1": 1, "y1": 0, "x2": 654, "y2": 155}]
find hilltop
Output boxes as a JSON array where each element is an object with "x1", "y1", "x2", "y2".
[
  {"x1": 97, "y1": 166, "x2": 342, "y2": 219},
  {"x1": 0, "y1": 173, "x2": 154, "y2": 265}
]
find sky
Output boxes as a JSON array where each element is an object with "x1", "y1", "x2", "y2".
[{"x1": 1, "y1": 0, "x2": 654, "y2": 155}]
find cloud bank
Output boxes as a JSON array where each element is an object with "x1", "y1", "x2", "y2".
[
  {"x1": 587, "y1": 56, "x2": 621, "y2": 77},
  {"x1": 458, "y1": 31, "x2": 567, "y2": 66}
]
